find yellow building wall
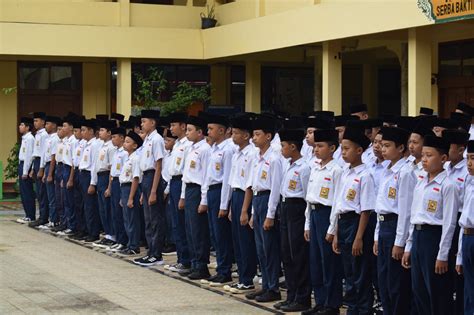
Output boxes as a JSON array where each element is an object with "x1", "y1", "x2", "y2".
[
  {"x1": 0, "y1": 61, "x2": 18, "y2": 182},
  {"x1": 82, "y1": 62, "x2": 108, "y2": 118}
]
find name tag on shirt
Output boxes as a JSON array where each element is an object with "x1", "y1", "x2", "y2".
[
  {"x1": 288, "y1": 180, "x2": 297, "y2": 191},
  {"x1": 116, "y1": 163, "x2": 121, "y2": 171},
  {"x1": 215, "y1": 163, "x2": 221, "y2": 171},
  {"x1": 76, "y1": 150, "x2": 81, "y2": 156},
  {"x1": 190, "y1": 160, "x2": 196, "y2": 169},
  {"x1": 100, "y1": 154, "x2": 105, "y2": 161},
  {"x1": 240, "y1": 169, "x2": 245, "y2": 177},
  {"x1": 176, "y1": 157, "x2": 182, "y2": 165},
  {"x1": 36, "y1": 141, "x2": 40, "y2": 146},
  {"x1": 320, "y1": 187, "x2": 329, "y2": 199},
  {"x1": 22, "y1": 147, "x2": 26, "y2": 153},
  {"x1": 84, "y1": 155, "x2": 88, "y2": 162},
  {"x1": 59, "y1": 148, "x2": 63, "y2": 155},
  {"x1": 147, "y1": 150, "x2": 150, "y2": 158},
  {"x1": 427, "y1": 200, "x2": 438, "y2": 212},
  {"x1": 388, "y1": 187, "x2": 397, "y2": 199},
  {"x1": 346, "y1": 189, "x2": 356, "y2": 201},
  {"x1": 261, "y1": 170, "x2": 267, "y2": 180}
]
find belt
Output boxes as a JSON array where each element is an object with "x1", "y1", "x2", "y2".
[
  {"x1": 45, "y1": 161, "x2": 51, "y2": 165},
  {"x1": 378, "y1": 213, "x2": 398, "y2": 222},
  {"x1": 281, "y1": 197, "x2": 305, "y2": 203},
  {"x1": 209, "y1": 183, "x2": 222, "y2": 191},
  {"x1": 171, "y1": 175, "x2": 183, "y2": 181},
  {"x1": 186, "y1": 182, "x2": 200, "y2": 188},
  {"x1": 310, "y1": 203, "x2": 331, "y2": 211},
  {"x1": 253, "y1": 190, "x2": 270, "y2": 196},
  {"x1": 97, "y1": 170, "x2": 110, "y2": 176},
  {"x1": 74, "y1": 167, "x2": 79, "y2": 171},
  {"x1": 232, "y1": 188, "x2": 245, "y2": 193},
  {"x1": 415, "y1": 224, "x2": 442, "y2": 231},
  {"x1": 464, "y1": 228, "x2": 474, "y2": 236},
  {"x1": 143, "y1": 169, "x2": 155, "y2": 175},
  {"x1": 121, "y1": 182, "x2": 132, "y2": 187},
  {"x1": 80, "y1": 169, "x2": 91, "y2": 173},
  {"x1": 112, "y1": 177, "x2": 120, "y2": 181},
  {"x1": 338, "y1": 211, "x2": 359, "y2": 220},
  {"x1": 57, "y1": 162, "x2": 63, "y2": 166}
]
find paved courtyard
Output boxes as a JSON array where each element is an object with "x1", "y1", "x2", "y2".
[{"x1": 0, "y1": 209, "x2": 275, "y2": 314}]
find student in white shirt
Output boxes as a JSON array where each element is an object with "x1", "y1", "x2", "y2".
[
  {"x1": 402, "y1": 135, "x2": 459, "y2": 315},
  {"x1": 30, "y1": 112, "x2": 50, "y2": 227},
  {"x1": 277, "y1": 129, "x2": 311, "y2": 312},
  {"x1": 178, "y1": 116, "x2": 212, "y2": 280},
  {"x1": 304, "y1": 129, "x2": 343, "y2": 315},
  {"x1": 40, "y1": 116, "x2": 61, "y2": 229},
  {"x1": 105, "y1": 127, "x2": 128, "y2": 252},
  {"x1": 90, "y1": 120, "x2": 117, "y2": 249},
  {"x1": 118, "y1": 131, "x2": 144, "y2": 256},
  {"x1": 162, "y1": 127, "x2": 177, "y2": 256},
  {"x1": 246, "y1": 117, "x2": 283, "y2": 303},
  {"x1": 408, "y1": 122, "x2": 435, "y2": 181},
  {"x1": 373, "y1": 127, "x2": 415, "y2": 315},
  {"x1": 134, "y1": 110, "x2": 167, "y2": 267},
  {"x1": 455, "y1": 140, "x2": 474, "y2": 315},
  {"x1": 164, "y1": 112, "x2": 192, "y2": 274},
  {"x1": 331, "y1": 127, "x2": 376, "y2": 315},
  {"x1": 17, "y1": 117, "x2": 36, "y2": 223}
]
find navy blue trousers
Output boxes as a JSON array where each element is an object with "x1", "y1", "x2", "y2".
[
  {"x1": 18, "y1": 161, "x2": 36, "y2": 220},
  {"x1": 44, "y1": 163, "x2": 58, "y2": 223},
  {"x1": 33, "y1": 157, "x2": 49, "y2": 222},
  {"x1": 78, "y1": 170, "x2": 100, "y2": 238},
  {"x1": 207, "y1": 184, "x2": 233, "y2": 277},
  {"x1": 309, "y1": 204, "x2": 343, "y2": 309},
  {"x1": 169, "y1": 177, "x2": 190, "y2": 266},
  {"x1": 280, "y1": 199, "x2": 311, "y2": 305},
  {"x1": 463, "y1": 234, "x2": 474, "y2": 315},
  {"x1": 338, "y1": 212, "x2": 373, "y2": 315},
  {"x1": 97, "y1": 172, "x2": 113, "y2": 236},
  {"x1": 231, "y1": 189, "x2": 257, "y2": 286},
  {"x1": 61, "y1": 164, "x2": 77, "y2": 231},
  {"x1": 377, "y1": 218, "x2": 411, "y2": 315},
  {"x1": 73, "y1": 167, "x2": 86, "y2": 234},
  {"x1": 141, "y1": 171, "x2": 166, "y2": 258},
  {"x1": 112, "y1": 178, "x2": 127, "y2": 245},
  {"x1": 55, "y1": 163, "x2": 64, "y2": 225},
  {"x1": 184, "y1": 184, "x2": 210, "y2": 271},
  {"x1": 164, "y1": 181, "x2": 174, "y2": 245},
  {"x1": 252, "y1": 193, "x2": 280, "y2": 292},
  {"x1": 411, "y1": 226, "x2": 453, "y2": 315},
  {"x1": 120, "y1": 183, "x2": 141, "y2": 251}
]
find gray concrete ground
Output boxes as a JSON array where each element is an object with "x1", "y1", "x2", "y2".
[{"x1": 0, "y1": 212, "x2": 275, "y2": 314}]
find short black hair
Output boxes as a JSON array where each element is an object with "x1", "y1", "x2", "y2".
[
  {"x1": 283, "y1": 140, "x2": 302, "y2": 151},
  {"x1": 327, "y1": 141, "x2": 339, "y2": 150},
  {"x1": 434, "y1": 147, "x2": 449, "y2": 156}
]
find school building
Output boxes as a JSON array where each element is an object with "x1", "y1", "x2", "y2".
[{"x1": 0, "y1": 0, "x2": 473, "y2": 182}]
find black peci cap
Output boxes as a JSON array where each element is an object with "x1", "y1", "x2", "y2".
[
  {"x1": 467, "y1": 140, "x2": 474, "y2": 153},
  {"x1": 343, "y1": 127, "x2": 371, "y2": 150},
  {"x1": 206, "y1": 114, "x2": 230, "y2": 128},
  {"x1": 230, "y1": 117, "x2": 252, "y2": 133},
  {"x1": 419, "y1": 107, "x2": 434, "y2": 115},
  {"x1": 33, "y1": 112, "x2": 46, "y2": 120},
  {"x1": 45, "y1": 116, "x2": 62, "y2": 125},
  {"x1": 186, "y1": 115, "x2": 207, "y2": 131},
  {"x1": 442, "y1": 129, "x2": 470, "y2": 146},
  {"x1": 141, "y1": 110, "x2": 160, "y2": 120},
  {"x1": 335, "y1": 115, "x2": 359, "y2": 127},
  {"x1": 20, "y1": 117, "x2": 33, "y2": 125},
  {"x1": 350, "y1": 103, "x2": 368, "y2": 114},
  {"x1": 168, "y1": 112, "x2": 188, "y2": 123},
  {"x1": 81, "y1": 119, "x2": 97, "y2": 130},
  {"x1": 111, "y1": 127, "x2": 126, "y2": 136},
  {"x1": 279, "y1": 129, "x2": 305, "y2": 143},
  {"x1": 381, "y1": 127, "x2": 410, "y2": 145},
  {"x1": 314, "y1": 129, "x2": 339, "y2": 143},
  {"x1": 252, "y1": 117, "x2": 276, "y2": 134},
  {"x1": 126, "y1": 131, "x2": 143, "y2": 148},
  {"x1": 423, "y1": 135, "x2": 450, "y2": 153}
]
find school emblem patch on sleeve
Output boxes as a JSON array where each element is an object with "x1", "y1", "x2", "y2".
[{"x1": 427, "y1": 200, "x2": 438, "y2": 212}]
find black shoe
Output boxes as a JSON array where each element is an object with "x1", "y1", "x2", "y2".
[
  {"x1": 316, "y1": 307, "x2": 340, "y2": 315},
  {"x1": 280, "y1": 302, "x2": 311, "y2": 312},
  {"x1": 255, "y1": 290, "x2": 281, "y2": 303},
  {"x1": 51, "y1": 224, "x2": 66, "y2": 232},
  {"x1": 118, "y1": 248, "x2": 140, "y2": 256},
  {"x1": 274, "y1": 300, "x2": 291, "y2": 310},
  {"x1": 162, "y1": 244, "x2": 177, "y2": 256},
  {"x1": 178, "y1": 268, "x2": 193, "y2": 277},
  {"x1": 28, "y1": 220, "x2": 47, "y2": 227},
  {"x1": 245, "y1": 289, "x2": 266, "y2": 300},
  {"x1": 84, "y1": 236, "x2": 99, "y2": 243},
  {"x1": 302, "y1": 304, "x2": 325, "y2": 315},
  {"x1": 209, "y1": 274, "x2": 232, "y2": 287},
  {"x1": 187, "y1": 269, "x2": 211, "y2": 280},
  {"x1": 70, "y1": 232, "x2": 87, "y2": 240}
]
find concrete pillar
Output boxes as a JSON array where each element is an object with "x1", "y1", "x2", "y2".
[
  {"x1": 314, "y1": 54, "x2": 322, "y2": 111},
  {"x1": 117, "y1": 58, "x2": 132, "y2": 118},
  {"x1": 322, "y1": 40, "x2": 342, "y2": 115},
  {"x1": 119, "y1": 0, "x2": 130, "y2": 27},
  {"x1": 245, "y1": 61, "x2": 261, "y2": 113},
  {"x1": 408, "y1": 27, "x2": 432, "y2": 117},
  {"x1": 210, "y1": 65, "x2": 228, "y2": 105}
]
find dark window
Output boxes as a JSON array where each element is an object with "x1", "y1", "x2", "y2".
[
  {"x1": 439, "y1": 41, "x2": 474, "y2": 77},
  {"x1": 230, "y1": 65, "x2": 245, "y2": 107}
]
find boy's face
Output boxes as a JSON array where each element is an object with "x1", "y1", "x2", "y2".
[
  {"x1": 98, "y1": 128, "x2": 111, "y2": 141},
  {"x1": 62, "y1": 123, "x2": 73, "y2": 136},
  {"x1": 408, "y1": 133, "x2": 423, "y2": 158},
  {"x1": 81, "y1": 127, "x2": 94, "y2": 140},
  {"x1": 123, "y1": 136, "x2": 137, "y2": 152},
  {"x1": 57, "y1": 126, "x2": 64, "y2": 138},
  {"x1": 141, "y1": 118, "x2": 155, "y2": 133},
  {"x1": 371, "y1": 127, "x2": 381, "y2": 142},
  {"x1": 73, "y1": 128, "x2": 82, "y2": 139},
  {"x1": 336, "y1": 126, "x2": 345, "y2": 143},
  {"x1": 341, "y1": 139, "x2": 363, "y2": 164},
  {"x1": 186, "y1": 124, "x2": 201, "y2": 143},
  {"x1": 381, "y1": 140, "x2": 403, "y2": 161},
  {"x1": 18, "y1": 123, "x2": 28, "y2": 134},
  {"x1": 305, "y1": 128, "x2": 316, "y2": 147},
  {"x1": 467, "y1": 153, "x2": 474, "y2": 175},
  {"x1": 33, "y1": 118, "x2": 44, "y2": 130},
  {"x1": 164, "y1": 137, "x2": 176, "y2": 151},
  {"x1": 448, "y1": 143, "x2": 465, "y2": 162},
  {"x1": 138, "y1": 129, "x2": 146, "y2": 140},
  {"x1": 170, "y1": 122, "x2": 186, "y2": 137},
  {"x1": 231, "y1": 128, "x2": 249, "y2": 146},
  {"x1": 280, "y1": 141, "x2": 294, "y2": 159},
  {"x1": 353, "y1": 111, "x2": 368, "y2": 120},
  {"x1": 207, "y1": 123, "x2": 224, "y2": 142},
  {"x1": 421, "y1": 147, "x2": 447, "y2": 173},
  {"x1": 314, "y1": 142, "x2": 334, "y2": 161},
  {"x1": 111, "y1": 134, "x2": 124, "y2": 147},
  {"x1": 373, "y1": 134, "x2": 383, "y2": 160},
  {"x1": 45, "y1": 121, "x2": 56, "y2": 133},
  {"x1": 252, "y1": 130, "x2": 271, "y2": 148},
  {"x1": 365, "y1": 128, "x2": 373, "y2": 142}
]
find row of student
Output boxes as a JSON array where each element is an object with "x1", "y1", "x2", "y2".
[{"x1": 15, "y1": 102, "x2": 474, "y2": 315}]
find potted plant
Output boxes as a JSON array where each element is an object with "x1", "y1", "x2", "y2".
[
  {"x1": 200, "y1": 4, "x2": 217, "y2": 29},
  {"x1": 4, "y1": 143, "x2": 20, "y2": 193}
]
